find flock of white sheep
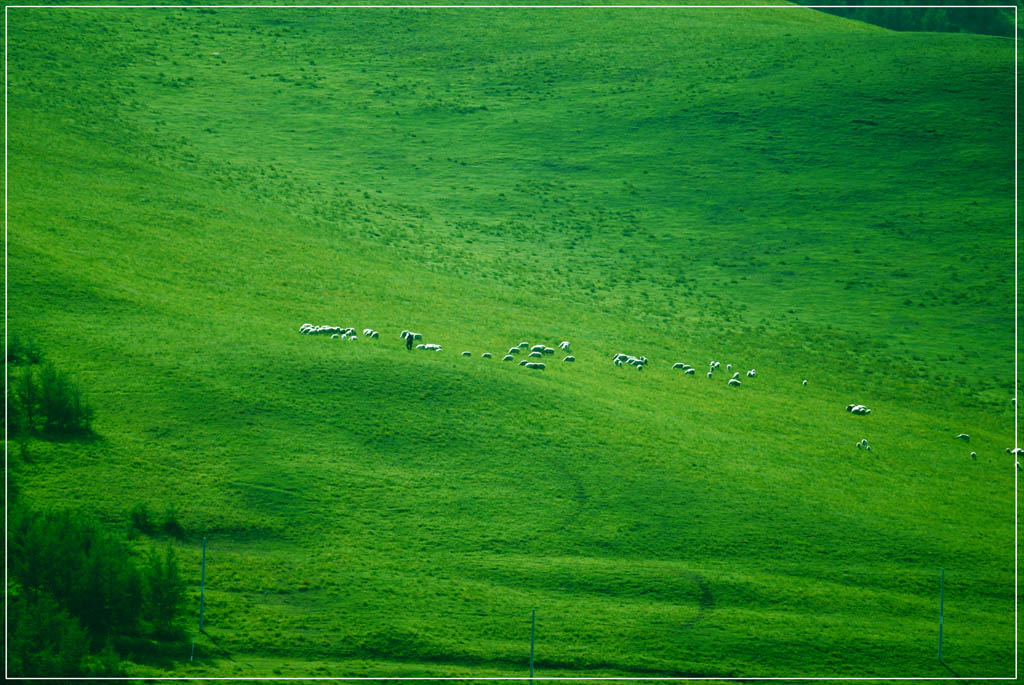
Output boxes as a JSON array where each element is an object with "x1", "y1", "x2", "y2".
[{"x1": 299, "y1": 322, "x2": 1018, "y2": 468}]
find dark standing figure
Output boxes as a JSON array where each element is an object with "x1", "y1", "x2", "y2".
[{"x1": 406, "y1": 333, "x2": 413, "y2": 351}]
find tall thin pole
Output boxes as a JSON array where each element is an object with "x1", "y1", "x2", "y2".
[
  {"x1": 938, "y1": 568, "x2": 945, "y2": 662},
  {"x1": 529, "y1": 608, "x2": 535, "y2": 683},
  {"x1": 199, "y1": 537, "x2": 207, "y2": 633}
]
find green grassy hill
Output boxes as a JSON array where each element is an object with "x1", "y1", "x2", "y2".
[{"x1": 6, "y1": 4, "x2": 1017, "y2": 677}]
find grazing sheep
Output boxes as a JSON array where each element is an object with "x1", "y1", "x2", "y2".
[
  {"x1": 614, "y1": 359, "x2": 623, "y2": 367},
  {"x1": 728, "y1": 378, "x2": 741, "y2": 387},
  {"x1": 709, "y1": 361, "x2": 721, "y2": 370},
  {"x1": 519, "y1": 360, "x2": 528, "y2": 366},
  {"x1": 542, "y1": 347, "x2": 555, "y2": 355},
  {"x1": 482, "y1": 352, "x2": 492, "y2": 359},
  {"x1": 955, "y1": 433, "x2": 970, "y2": 442},
  {"x1": 636, "y1": 363, "x2": 643, "y2": 371},
  {"x1": 732, "y1": 372, "x2": 740, "y2": 380},
  {"x1": 727, "y1": 364, "x2": 732, "y2": 371},
  {"x1": 1006, "y1": 447, "x2": 1024, "y2": 456},
  {"x1": 524, "y1": 362, "x2": 545, "y2": 370},
  {"x1": 371, "y1": 331, "x2": 379, "y2": 339},
  {"x1": 672, "y1": 362, "x2": 686, "y2": 370},
  {"x1": 802, "y1": 380, "x2": 808, "y2": 386},
  {"x1": 746, "y1": 369, "x2": 756, "y2": 377},
  {"x1": 340, "y1": 333, "x2": 349, "y2": 341},
  {"x1": 528, "y1": 351, "x2": 543, "y2": 358},
  {"x1": 518, "y1": 342, "x2": 529, "y2": 349},
  {"x1": 416, "y1": 343, "x2": 426, "y2": 349},
  {"x1": 349, "y1": 334, "x2": 358, "y2": 341},
  {"x1": 706, "y1": 372, "x2": 712, "y2": 379},
  {"x1": 503, "y1": 355, "x2": 514, "y2": 361},
  {"x1": 559, "y1": 341, "x2": 571, "y2": 351},
  {"x1": 684, "y1": 368, "x2": 695, "y2": 375},
  {"x1": 971, "y1": 452, "x2": 977, "y2": 459},
  {"x1": 866, "y1": 445, "x2": 871, "y2": 452},
  {"x1": 423, "y1": 343, "x2": 442, "y2": 351},
  {"x1": 508, "y1": 347, "x2": 520, "y2": 355},
  {"x1": 563, "y1": 355, "x2": 575, "y2": 362},
  {"x1": 331, "y1": 333, "x2": 339, "y2": 339},
  {"x1": 363, "y1": 328, "x2": 372, "y2": 336},
  {"x1": 846, "y1": 405, "x2": 871, "y2": 415},
  {"x1": 531, "y1": 344, "x2": 546, "y2": 353},
  {"x1": 462, "y1": 351, "x2": 471, "y2": 357}
]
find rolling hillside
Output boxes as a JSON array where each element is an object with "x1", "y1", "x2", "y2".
[{"x1": 6, "y1": 4, "x2": 1017, "y2": 677}]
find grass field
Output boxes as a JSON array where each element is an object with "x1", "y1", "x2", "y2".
[{"x1": 5, "y1": 3, "x2": 1018, "y2": 678}]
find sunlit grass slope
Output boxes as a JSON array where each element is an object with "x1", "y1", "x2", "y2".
[{"x1": 7, "y1": 4, "x2": 1016, "y2": 678}]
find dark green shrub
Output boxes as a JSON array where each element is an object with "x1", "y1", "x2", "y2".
[
  {"x1": 7, "y1": 333, "x2": 43, "y2": 365},
  {"x1": 37, "y1": 362, "x2": 95, "y2": 435},
  {"x1": 161, "y1": 505, "x2": 186, "y2": 540},
  {"x1": 8, "y1": 361, "x2": 94, "y2": 437},
  {"x1": 128, "y1": 502, "x2": 156, "y2": 538},
  {"x1": 142, "y1": 545, "x2": 186, "y2": 638}
]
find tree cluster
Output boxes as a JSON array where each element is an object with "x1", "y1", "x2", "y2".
[
  {"x1": 8, "y1": 340, "x2": 94, "y2": 437},
  {"x1": 8, "y1": 504, "x2": 188, "y2": 676}
]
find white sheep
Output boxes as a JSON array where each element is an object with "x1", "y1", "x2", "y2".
[
  {"x1": 542, "y1": 347, "x2": 555, "y2": 355},
  {"x1": 331, "y1": 333, "x2": 340, "y2": 339},
  {"x1": 503, "y1": 355, "x2": 514, "y2": 362},
  {"x1": 1006, "y1": 447, "x2": 1024, "y2": 456},
  {"x1": 802, "y1": 380, "x2": 807, "y2": 386},
  {"x1": 732, "y1": 372, "x2": 740, "y2": 380},
  {"x1": 563, "y1": 356, "x2": 575, "y2": 362},
  {"x1": 727, "y1": 364, "x2": 732, "y2": 371},
  {"x1": 482, "y1": 352, "x2": 492, "y2": 359},
  {"x1": 684, "y1": 368, "x2": 695, "y2": 375},
  {"x1": 370, "y1": 331, "x2": 379, "y2": 339},
  {"x1": 672, "y1": 362, "x2": 686, "y2": 370},
  {"x1": 508, "y1": 347, "x2": 520, "y2": 355},
  {"x1": 706, "y1": 372, "x2": 712, "y2": 379},
  {"x1": 416, "y1": 343, "x2": 426, "y2": 349},
  {"x1": 614, "y1": 359, "x2": 623, "y2": 367},
  {"x1": 524, "y1": 362, "x2": 545, "y2": 370},
  {"x1": 636, "y1": 363, "x2": 643, "y2": 372},
  {"x1": 530, "y1": 344, "x2": 546, "y2": 353},
  {"x1": 955, "y1": 433, "x2": 970, "y2": 442},
  {"x1": 528, "y1": 351, "x2": 543, "y2": 358},
  {"x1": 728, "y1": 378, "x2": 741, "y2": 387},
  {"x1": 559, "y1": 341, "x2": 571, "y2": 351},
  {"x1": 971, "y1": 452, "x2": 977, "y2": 459},
  {"x1": 424, "y1": 343, "x2": 442, "y2": 351},
  {"x1": 349, "y1": 334, "x2": 358, "y2": 341},
  {"x1": 518, "y1": 342, "x2": 529, "y2": 349},
  {"x1": 746, "y1": 369, "x2": 756, "y2": 377},
  {"x1": 363, "y1": 328, "x2": 372, "y2": 336},
  {"x1": 462, "y1": 351, "x2": 471, "y2": 357}
]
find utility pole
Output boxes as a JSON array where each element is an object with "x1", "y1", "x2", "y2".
[
  {"x1": 937, "y1": 568, "x2": 945, "y2": 662},
  {"x1": 199, "y1": 537, "x2": 207, "y2": 633},
  {"x1": 530, "y1": 608, "x2": 535, "y2": 684}
]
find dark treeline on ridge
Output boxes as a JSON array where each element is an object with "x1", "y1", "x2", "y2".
[{"x1": 795, "y1": 2, "x2": 1016, "y2": 37}]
